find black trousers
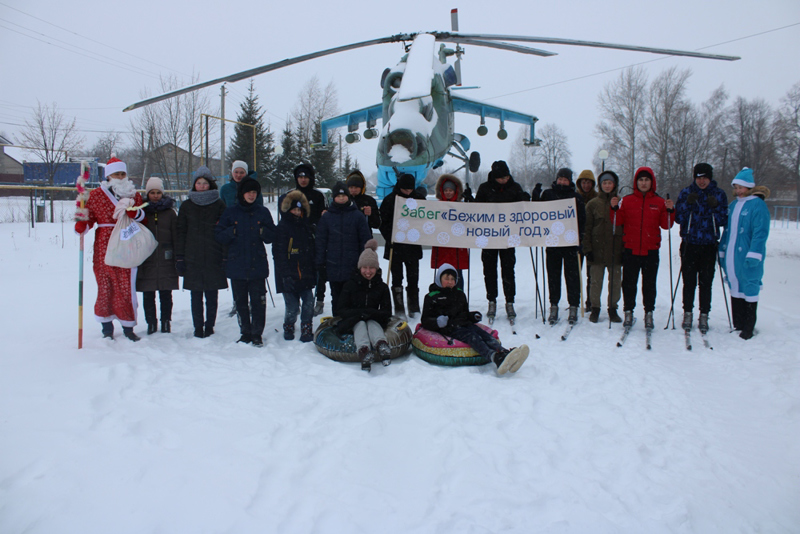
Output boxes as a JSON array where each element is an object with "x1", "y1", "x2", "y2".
[
  {"x1": 142, "y1": 290, "x2": 173, "y2": 324},
  {"x1": 731, "y1": 297, "x2": 758, "y2": 336},
  {"x1": 546, "y1": 247, "x2": 581, "y2": 307},
  {"x1": 330, "y1": 280, "x2": 347, "y2": 317},
  {"x1": 231, "y1": 279, "x2": 266, "y2": 337},
  {"x1": 190, "y1": 290, "x2": 218, "y2": 330},
  {"x1": 681, "y1": 243, "x2": 717, "y2": 313},
  {"x1": 315, "y1": 269, "x2": 327, "y2": 302},
  {"x1": 621, "y1": 249, "x2": 659, "y2": 312},
  {"x1": 481, "y1": 248, "x2": 516, "y2": 303},
  {"x1": 390, "y1": 256, "x2": 420, "y2": 293}
]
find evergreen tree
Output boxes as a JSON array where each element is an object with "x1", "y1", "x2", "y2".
[
  {"x1": 228, "y1": 80, "x2": 276, "y2": 192},
  {"x1": 275, "y1": 120, "x2": 301, "y2": 192},
  {"x1": 309, "y1": 119, "x2": 338, "y2": 188}
]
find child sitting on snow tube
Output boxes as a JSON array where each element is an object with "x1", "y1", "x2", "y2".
[{"x1": 420, "y1": 264, "x2": 530, "y2": 375}]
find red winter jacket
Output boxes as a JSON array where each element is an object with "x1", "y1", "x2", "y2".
[{"x1": 610, "y1": 167, "x2": 674, "y2": 256}]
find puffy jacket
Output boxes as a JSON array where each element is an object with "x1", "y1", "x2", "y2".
[
  {"x1": 475, "y1": 175, "x2": 530, "y2": 204},
  {"x1": 316, "y1": 199, "x2": 372, "y2": 282},
  {"x1": 220, "y1": 173, "x2": 263, "y2": 208},
  {"x1": 136, "y1": 197, "x2": 179, "y2": 292},
  {"x1": 675, "y1": 180, "x2": 728, "y2": 245},
  {"x1": 214, "y1": 198, "x2": 276, "y2": 280},
  {"x1": 176, "y1": 194, "x2": 228, "y2": 291},
  {"x1": 539, "y1": 181, "x2": 587, "y2": 242},
  {"x1": 272, "y1": 210, "x2": 317, "y2": 294},
  {"x1": 610, "y1": 167, "x2": 675, "y2": 256},
  {"x1": 431, "y1": 174, "x2": 470, "y2": 269},
  {"x1": 335, "y1": 270, "x2": 392, "y2": 334},
  {"x1": 420, "y1": 283, "x2": 480, "y2": 336},
  {"x1": 583, "y1": 172, "x2": 623, "y2": 266}
]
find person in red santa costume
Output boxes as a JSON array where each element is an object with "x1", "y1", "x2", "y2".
[{"x1": 75, "y1": 157, "x2": 145, "y2": 341}]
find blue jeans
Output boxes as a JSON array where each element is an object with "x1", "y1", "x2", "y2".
[
  {"x1": 283, "y1": 288, "x2": 314, "y2": 326},
  {"x1": 450, "y1": 324, "x2": 503, "y2": 362}
]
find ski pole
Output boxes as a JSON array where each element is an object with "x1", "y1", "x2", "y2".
[
  {"x1": 266, "y1": 277, "x2": 276, "y2": 308},
  {"x1": 76, "y1": 162, "x2": 89, "y2": 349},
  {"x1": 608, "y1": 207, "x2": 618, "y2": 329},
  {"x1": 666, "y1": 194, "x2": 676, "y2": 329},
  {"x1": 530, "y1": 247, "x2": 544, "y2": 320},
  {"x1": 665, "y1": 211, "x2": 690, "y2": 329},
  {"x1": 713, "y1": 213, "x2": 733, "y2": 331}
]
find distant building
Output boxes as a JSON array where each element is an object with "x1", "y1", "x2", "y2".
[{"x1": 0, "y1": 135, "x2": 23, "y2": 183}]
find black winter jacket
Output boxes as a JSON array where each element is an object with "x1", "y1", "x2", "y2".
[
  {"x1": 475, "y1": 176, "x2": 530, "y2": 204},
  {"x1": 539, "y1": 182, "x2": 587, "y2": 244},
  {"x1": 379, "y1": 185, "x2": 425, "y2": 261},
  {"x1": 315, "y1": 200, "x2": 372, "y2": 282},
  {"x1": 421, "y1": 283, "x2": 480, "y2": 336},
  {"x1": 137, "y1": 197, "x2": 179, "y2": 292},
  {"x1": 176, "y1": 195, "x2": 228, "y2": 291},
  {"x1": 272, "y1": 212, "x2": 317, "y2": 293},
  {"x1": 336, "y1": 270, "x2": 392, "y2": 334},
  {"x1": 214, "y1": 200, "x2": 276, "y2": 280}
]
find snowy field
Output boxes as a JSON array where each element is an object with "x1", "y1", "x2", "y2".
[{"x1": 1, "y1": 199, "x2": 799, "y2": 534}]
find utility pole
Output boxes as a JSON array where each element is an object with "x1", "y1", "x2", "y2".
[{"x1": 220, "y1": 83, "x2": 227, "y2": 177}]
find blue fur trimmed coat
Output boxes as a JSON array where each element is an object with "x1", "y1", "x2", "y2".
[{"x1": 719, "y1": 194, "x2": 770, "y2": 302}]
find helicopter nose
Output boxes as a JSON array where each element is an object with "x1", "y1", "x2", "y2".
[{"x1": 379, "y1": 128, "x2": 427, "y2": 163}]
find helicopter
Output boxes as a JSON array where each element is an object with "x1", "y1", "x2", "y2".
[{"x1": 124, "y1": 9, "x2": 739, "y2": 199}]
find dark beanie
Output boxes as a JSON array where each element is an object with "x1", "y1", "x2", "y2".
[
  {"x1": 490, "y1": 160, "x2": 511, "y2": 179},
  {"x1": 346, "y1": 171, "x2": 365, "y2": 190},
  {"x1": 240, "y1": 179, "x2": 261, "y2": 195},
  {"x1": 293, "y1": 163, "x2": 315, "y2": 180},
  {"x1": 693, "y1": 163, "x2": 713, "y2": 179},
  {"x1": 397, "y1": 173, "x2": 416, "y2": 190},
  {"x1": 557, "y1": 167, "x2": 573, "y2": 181},
  {"x1": 331, "y1": 181, "x2": 349, "y2": 199}
]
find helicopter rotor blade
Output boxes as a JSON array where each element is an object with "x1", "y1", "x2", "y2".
[
  {"x1": 447, "y1": 38, "x2": 557, "y2": 57},
  {"x1": 123, "y1": 34, "x2": 416, "y2": 112},
  {"x1": 450, "y1": 8, "x2": 462, "y2": 85},
  {"x1": 437, "y1": 32, "x2": 740, "y2": 61}
]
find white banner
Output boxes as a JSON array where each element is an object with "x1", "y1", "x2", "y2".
[{"x1": 391, "y1": 197, "x2": 580, "y2": 249}]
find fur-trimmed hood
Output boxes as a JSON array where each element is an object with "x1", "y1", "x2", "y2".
[
  {"x1": 434, "y1": 174, "x2": 464, "y2": 200},
  {"x1": 280, "y1": 189, "x2": 311, "y2": 216},
  {"x1": 750, "y1": 185, "x2": 771, "y2": 200}
]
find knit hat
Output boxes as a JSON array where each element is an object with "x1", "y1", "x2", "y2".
[
  {"x1": 240, "y1": 179, "x2": 261, "y2": 195},
  {"x1": 442, "y1": 180, "x2": 457, "y2": 191},
  {"x1": 346, "y1": 170, "x2": 365, "y2": 191},
  {"x1": 192, "y1": 166, "x2": 218, "y2": 190},
  {"x1": 357, "y1": 239, "x2": 380, "y2": 269},
  {"x1": 557, "y1": 167, "x2": 574, "y2": 182},
  {"x1": 490, "y1": 160, "x2": 511, "y2": 180},
  {"x1": 145, "y1": 177, "x2": 164, "y2": 195},
  {"x1": 104, "y1": 157, "x2": 126, "y2": 177},
  {"x1": 231, "y1": 160, "x2": 248, "y2": 173},
  {"x1": 435, "y1": 263, "x2": 458, "y2": 287},
  {"x1": 731, "y1": 167, "x2": 755, "y2": 188},
  {"x1": 597, "y1": 170, "x2": 619, "y2": 186},
  {"x1": 294, "y1": 163, "x2": 315, "y2": 180},
  {"x1": 331, "y1": 181, "x2": 350, "y2": 199},
  {"x1": 693, "y1": 162, "x2": 713, "y2": 180},
  {"x1": 397, "y1": 173, "x2": 416, "y2": 191}
]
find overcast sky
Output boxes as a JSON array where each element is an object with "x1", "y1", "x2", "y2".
[{"x1": 1, "y1": 0, "x2": 798, "y2": 179}]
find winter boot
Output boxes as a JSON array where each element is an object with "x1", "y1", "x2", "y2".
[
  {"x1": 608, "y1": 308, "x2": 623, "y2": 323},
  {"x1": 505, "y1": 302, "x2": 516, "y2": 319},
  {"x1": 251, "y1": 335, "x2": 264, "y2": 347},
  {"x1": 147, "y1": 322, "x2": 158, "y2": 335},
  {"x1": 237, "y1": 333, "x2": 252, "y2": 344},
  {"x1": 122, "y1": 327, "x2": 140, "y2": 342},
  {"x1": 358, "y1": 346, "x2": 374, "y2": 372},
  {"x1": 313, "y1": 300, "x2": 325, "y2": 317},
  {"x1": 227, "y1": 303, "x2": 238, "y2": 318},
  {"x1": 407, "y1": 289, "x2": 420, "y2": 318},
  {"x1": 644, "y1": 311, "x2": 654, "y2": 331},
  {"x1": 161, "y1": 320, "x2": 171, "y2": 333},
  {"x1": 495, "y1": 345, "x2": 530, "y2": 375},
  {"x1": 568, "y1": 306, "x2": 578, "y2": 325},
  {"x1": 548, "y1": 305, "x2": 559, "y2": 325},
  {"x1": 194, "y1": 328, "x2": 205, "y2": 339},
  {"x1": 589, "y1": 307, "x2": 600, "y2": 323},
  {"x1": 392, "y1": 287, "x2": 406, "y2": 318},
  {"x1": 681, "y1": 311, "x2": 693, "y2": 331},
  {"x1": 204, "y1": 323, "x2": 215, "y2": 337},
  {"x1": 299, "y1": 322, "x2": 314, "y2": 343},
  {"x1": 101, "y1": 322, "x2": 114, "y2": 340},
  {"x1": 487, "y1": 300, "x2": 497, "y2": 319},
  {"x1": 623, "y1": 310, "x2": 634, "y2": 328},
  {"x1": 283, "y1": 323, "x2": 295, "y2": 341},
  {"x1": 698, "y1": 313, "x2": 709, "y2": 334},
  {"x1": 375, "y1": 340, "x2": 392, "y2": 366}
]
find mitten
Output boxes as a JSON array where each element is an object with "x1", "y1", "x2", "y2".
[
  {"x1": 74, "y1": 221, "x2": 88, "y2": 234},
  {"x1": 707, "y1": 196, "x2": 719, "y2": 209},
  {"x1": 472, "y1": 311, "x2": 482, "y2": 323},
  {"x1": 436, "y1": 315, "x2": 448, "y2": 328},
  {"x1": 532, "y1": 183, "x2": 543, "y2": 200},
  {"x1": 687, "y1": 193, "x2": 698, "y2": 205},
  {"x1": 113, "y1": 198, "x2": 135, "y2": 220}
]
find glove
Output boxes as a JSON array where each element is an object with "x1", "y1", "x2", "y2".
[
  {"x1": 585, "y1": 251, "x2": 594, "y2": 263},
  {"x1": 113, "y1": 197, "x2": 135, "y2": 220},
  {"x1": 282, "y1": 277, "x2": 295, "y2": 293},
  {"x1": 436, "y1": 315, "x2": 449, "y2": 328},
  {"x1": 745, "y1": 257, "x2": 760, "y2": 269},
  {"x1": 707, "y1": 196, "x2": 719, "y2": 209},
  {"x1": 686, "y1": 193, "x2": 698, "y2": 205},
  {"x1": 175, "y1": 258, "x2": 186, "y2": 276},
  {"x1": 74, "y1": 221, "x2": 88, "y2": 234},
  {"x1": 532, "y1": 183, "x2": 543, "y2": 200},
  {"x1": 472, "y1": 311, "x2": 482, "y2": 323}
]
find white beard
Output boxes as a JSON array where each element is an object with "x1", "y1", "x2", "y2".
[{"x1": 108, "y1": 177, "x2": 136, "y2": 199}]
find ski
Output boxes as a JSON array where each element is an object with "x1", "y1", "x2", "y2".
[
  {"x1": 561, "y1": 322, "x2": 575, "y2": 341},
  {"x1": 616, "y1": 318, "x2": 636, "y2": 347},
  {"x1": 684, "y1": 330, "x2": 693, "y2": 351},
  {"x1": 646, "y1": 328, "x2": 652, "y2": 350},
  {"x1": 488, "y1": 316, "x2": 495, "y2": 326},
  {"x1": 700, "y1": 332, "x2": 713, "y2": 350}
]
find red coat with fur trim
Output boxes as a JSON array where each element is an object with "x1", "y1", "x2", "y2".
[
  {"x1": 430, "y1": 174, "x2": 470, "y2": 270},
  {"x1": 76, "y1": 184, "x2": 145, "y2": 325},
  {"x1": 610, "y1": 167, "x2": 674, "y2": 256}
]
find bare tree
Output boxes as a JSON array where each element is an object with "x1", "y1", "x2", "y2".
[
  {"x1": 533, "y1": 123, "x2": 572, "y2": 185},
  {"x1": 722, "y1": 96, "x2": 780, "y2": 188},
  {"x1": 292, "y1": 76, "x2": 340, "y2": 184},
  {"x1": 18, "y1": 101, "x2": 85, "y2": 186},
  {"x1": 509, "y1": 127, "x2": 539, "y2": 191},
  {"x1": 775, "y1": 81, "x2": 800, "y2": 203},
  {"x1": 128, "y1": 74, "x2": 214, "y2": 189},
  {"x1": 90, "y1": 131, "x2": 122, "y2": 163},
  {"x1": 595, "y1": 67, "x2": 649, "y2": 183}
]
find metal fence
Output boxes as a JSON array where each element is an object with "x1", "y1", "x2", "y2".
[{"x1": 773, "y1": 206, "x2": 800, "y2": 229}]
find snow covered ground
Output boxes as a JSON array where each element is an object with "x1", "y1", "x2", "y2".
[{"x1": 1, "y1": 200, "x2": 799, "y2": 533}]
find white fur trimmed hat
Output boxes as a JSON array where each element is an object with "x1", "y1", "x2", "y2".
[
  {"x1": 732, "y1": 167, "x2": 755, "y2": 188},
  {"x1": 104, "y1": 156, "x2": 126, "y2": 177}
]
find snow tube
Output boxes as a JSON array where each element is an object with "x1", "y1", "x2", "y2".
[
  {"x1": 411, "y1": 323, "x2": 499, "y2": 366},
  {"x1": 313, "y1": 315, "x2": 413, "y2": 362}
]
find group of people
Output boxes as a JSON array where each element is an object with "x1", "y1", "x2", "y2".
[{"x1": 76, "y1": 155, "x2": 770, "y2": 370}]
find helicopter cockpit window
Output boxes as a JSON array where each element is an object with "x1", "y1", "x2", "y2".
[{"x1": 380, "y1": 68, "x2": 390, "y2": 89}]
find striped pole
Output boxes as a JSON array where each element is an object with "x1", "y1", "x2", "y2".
[{"x1": 77, "y1": 162, "x2": 89, "y2": 349}]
